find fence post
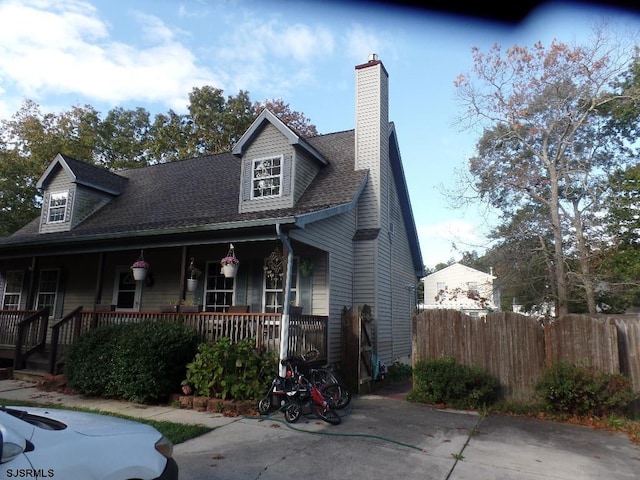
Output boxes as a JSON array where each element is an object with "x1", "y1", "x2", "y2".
[{"x1": 544, "y1": 317, "x2": 552, "y2": 368}]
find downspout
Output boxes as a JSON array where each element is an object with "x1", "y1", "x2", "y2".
[{"x1": 276, "y1": 223, "x2": 294, "y2": 377}]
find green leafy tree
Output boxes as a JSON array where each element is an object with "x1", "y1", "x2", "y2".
[
  {"x1": 453, "y1": 27, "x2": 640, "y2": 316},
  {"x1": 96, "y1": 106, "x2": 152, "y2": 170},
  {"x1": 596, "y1": 165, "x2": 640, "y2": 311},
  {"x1": 0, "y1": 101, "x2": 103, "y2": 235},
  {"x1": 186, "y1": 87, "x2": 256, "y2": 155},
  {"x1": 147, "y1": 109, "x2": 194, "y2": 163}
]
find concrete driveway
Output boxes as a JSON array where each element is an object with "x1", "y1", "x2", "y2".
[
  {"x1": 1, "y1": 378, "x2": 637, "y2": 479},
  {"x1": 173, "y1": 393, "x2": 640, "y2": 480}
]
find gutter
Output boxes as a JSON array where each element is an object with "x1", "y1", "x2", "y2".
[{"x1": 276, "y1": 223, "x2": 294, "y2": 377}]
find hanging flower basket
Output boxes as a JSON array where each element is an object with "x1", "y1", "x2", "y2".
[
  {"x1": 131, "y1": 250, "x2": 149, "y2": 281},
  {"x1": 187, "y1": 278, "x2": 198, "y2": 292},
  {"x1": 221, "y1": 264, "x2": 238, "y2": 278},
  {"x1": 187, "y1": 257, "x2": 201, "y2": 291},
  {"x1": 220, "y1": 244, "x2": 239, "y2": 278}
]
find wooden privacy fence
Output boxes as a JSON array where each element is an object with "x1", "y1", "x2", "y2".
[{"x1": 413, "y1": 310, "x2": 640, "y2": 404}]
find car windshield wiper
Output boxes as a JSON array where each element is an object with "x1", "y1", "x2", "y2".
[{"x1": 1, "y1": 406, "x2": 66, "y2": 430}]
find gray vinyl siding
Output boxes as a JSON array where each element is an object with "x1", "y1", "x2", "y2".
[
  {"x1": 70, "y1": 187, "x2": 113, "y2": 229},
  {"x1": 39, "y1": 168, "x2": 74, "y2": 234},
  {"x1": 293, "y1": 150, "x2": 321, "y2": 203},
  {"x1": 290, "y1": 208, "x2": 357, "y2": 364},
  {"x1": 285, "y1": 243, "x2": 328, "y2": 317},
  {"x1": 39, "y1": 167, "x2": 114, "y2": 234},
  {"x1": 353, "y1": 239, "x2": 376, "y2": 308},
  {"x1": 239, "y1": 123, "x2": 295, "y2": 213},
  {"x1": 388, "y1": 175, "x2": 416, "y2": 362},
  {"x1": 37, "y1": 253, "x2": 97, "y2": 317}
]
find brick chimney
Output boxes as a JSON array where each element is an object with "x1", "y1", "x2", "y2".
[{"x1": 355, "y1": 53, "x2": 389, "y2": 230}]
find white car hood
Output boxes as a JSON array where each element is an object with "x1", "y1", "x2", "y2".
[{"x1": 9, "y1": 406, "x2": 159, "y2": 437}]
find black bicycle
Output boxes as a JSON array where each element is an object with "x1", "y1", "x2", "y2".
[
  {"x1": 282, "y1": 374, "x2": 341, "y2": 425},
  {"x1": 285, "y1": 350, "x2": 352, "y2": 410}
]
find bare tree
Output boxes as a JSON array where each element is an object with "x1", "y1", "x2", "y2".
[{"x1": 453, "y1": 25, "x2": 640, "y2": 316}]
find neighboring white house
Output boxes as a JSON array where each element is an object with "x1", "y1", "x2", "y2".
[{"x1": 421, "y1": 263, "x2": 500, "y2": 318}]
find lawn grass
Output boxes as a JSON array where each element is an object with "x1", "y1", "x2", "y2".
[{"x1": 0, "y1": 397, "x2": 213, "y2": 445}]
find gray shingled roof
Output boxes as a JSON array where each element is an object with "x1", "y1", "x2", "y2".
[
  {"x1": 57, "y1": 153, "x2": 129, "y2": 194},
  {"x1": 1, "y1": 129, "x2": 365, "y2": 245}
]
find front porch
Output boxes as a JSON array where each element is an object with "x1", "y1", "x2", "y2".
[{"x1": 0, "y1": 308, "x2": 328, "y2": 376}]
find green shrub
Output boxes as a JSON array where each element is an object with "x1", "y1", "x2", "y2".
[
  {"x1": 407, "y1": 356, "x2": 498, "y2": 410},
  {"x1": 182, "y1": 337, "x2": 276, "y2": 401},
  {"x1": 384, "y1": 361, "x2": 413, "y2": 383},
  {"x1": 533, "y1": 361, "x2": 638, "y2": 417},
  {"x1": 64, "y1": 325, "x2": 118, "y2": 397},
  {"x1": 65, "y1": 321, "x2": 199, "y2": 403}
]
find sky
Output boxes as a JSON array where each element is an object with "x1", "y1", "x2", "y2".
[{"x1": 1, "y1": 0, "x2": 639, "y2": 269}]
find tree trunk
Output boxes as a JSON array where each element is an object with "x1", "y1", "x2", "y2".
[
  {"x1": 549, "y1": 173, "x2": 569, "y2": 317},
  {"x1": 572, "y1": 200, "x2": 597, "y2": 313}
]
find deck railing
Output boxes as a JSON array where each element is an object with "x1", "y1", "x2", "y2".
[
  {"x1": 1, "y1": 308, "x2": 328, "y2": 374},
  {"x1": 8, "y1": 308, "x2": 50, "y2": 369}
]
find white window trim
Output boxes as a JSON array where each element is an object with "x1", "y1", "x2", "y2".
[
  {"x1": 2, "y1": 270, "x2": 24, "y2": 310},
  {"x1": 203, "y1": 261, "x2": 236, "y2": 312},
  {"x1": 35, "y1": 268, "x2": 60, "y2": 316},
  {"x1": 48, "y1": 190, "x2": 69, "y2": 224},
  {"x1": 251, "y1": 155, "x2": 283, "y2": 199}
]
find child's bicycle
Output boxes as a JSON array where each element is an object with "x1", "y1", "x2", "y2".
[
  {"x1": 282, "y1": 374, "x2": 341, "y2": 425},
  {"x1": 258, "y1": 352, "x2": 351, "y2": 417},
  {"x1": 284, "y1": 350, "x2": 352, "y2": 410}
]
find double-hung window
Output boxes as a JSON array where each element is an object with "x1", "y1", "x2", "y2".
[
  {"x1": 2, "y1": 271, "x2": 24, "y2": 310},
  {"x1": 111, "y1": 266, "x2": 143, "y2": 311},
  {"x1": 252, "y1": 156, "x2": 282, "y2": 198},
  {"x1": 36, "y1": 269, "x2": 60, "y2": 315},
  {"x1": 48, "y1": 191, "x2": 68, "y2": 223},
  {"x1": 204, "y1": 262, "x2": 235, "y2": 312}
]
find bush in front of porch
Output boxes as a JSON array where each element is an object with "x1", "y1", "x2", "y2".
[
  {"x1": 181, "y1": 337, "x2": 276, "y2": 402},
  {"x1": 64, "y1": 321, "x2": 199, "y2": 403}
]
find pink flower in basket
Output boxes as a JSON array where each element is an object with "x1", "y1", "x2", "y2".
[
  {"x1": 220, "y1": 243, "x2": 239, "y2": 266},
  {"x1": 131, "y1": 250, "x2": 149, "y2": 269},
  {"x1": 220, "y1": 255, "x2": 239, "y2": 266}
]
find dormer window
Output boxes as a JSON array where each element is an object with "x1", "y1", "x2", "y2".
[
  {"x1": 48, "y1": 191, "x2": 68, "y2": 223},
  {"x1": 252, "y1": 156, "x2": 282, "y2": 198}
]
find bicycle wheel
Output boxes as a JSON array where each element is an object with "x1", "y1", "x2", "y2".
[
  {"x1": 284, "y1": 402, "x2": 302, "y2": 423},
  {"x1": 313, "y1": 404, "x2": 341, "y2": 425},
  {"x1": 311, "y1": 368, "x2": 339, "y2": 386},
  {"x1": 321, "y1": 383, "x2": 351, "y2": 410},
  {"x1": 258, "y1": 395, "x2": 272, "y2": 415}
]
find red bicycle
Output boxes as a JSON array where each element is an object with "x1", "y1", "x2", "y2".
[{"x1": 283, "y1": 375, "x2": 341, "y2": 425}]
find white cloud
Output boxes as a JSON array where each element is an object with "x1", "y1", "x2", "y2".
[
  {"x1": 345, "y1": 24, "x2": 382, "y2": 63},
  {"x1": 0, "y1": 0, "x2": 218, "y2": 113},
  {"x1": 344, "y1": 24, "x2": 398, "y2": 65},
  {"x1": 210, "y1": 16, "x2": 335, "y2": 98},
  {"x1": 0, "y1": 0, "x2": 393, "y2": 117}
]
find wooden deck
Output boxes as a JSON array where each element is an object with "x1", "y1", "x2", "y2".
[{"x1": 0, "y1": 308, "x2": 328, "y2": 374}]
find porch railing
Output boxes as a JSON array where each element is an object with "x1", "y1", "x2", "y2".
[
  {"x1": 14, "y1": 307, "x2": 50, "y2": 370},
  {"x1": 1, "y1": 308, "x2": 328, "y2": 374}
]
